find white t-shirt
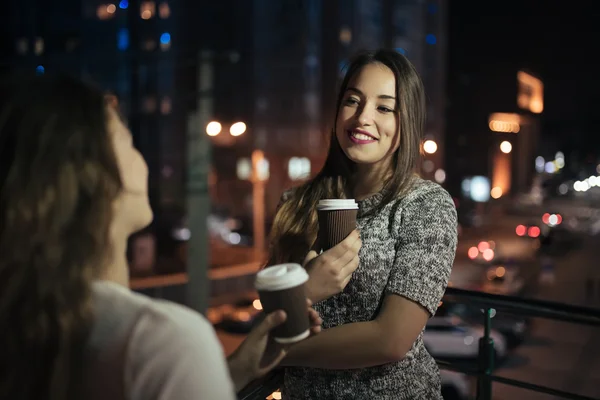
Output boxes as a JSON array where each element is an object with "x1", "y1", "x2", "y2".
[{"x1": 81, "y1": 280, "x2": 236, "y2": 400}]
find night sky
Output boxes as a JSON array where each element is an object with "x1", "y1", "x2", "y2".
[{"x1": 448, "y1": 0, "x2": 600, "y2": 153}]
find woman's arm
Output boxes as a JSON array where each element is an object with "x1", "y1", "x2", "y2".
[
  {"x1": 280, "y1": 295, "x2": 428, "y2": 369},
  {"x1": 282, "y1": 184, "x2": 457, "y2": 370}
]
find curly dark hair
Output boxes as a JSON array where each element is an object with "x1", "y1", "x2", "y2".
[{"x1": 0, "y1": 74, "x2": 123, "y2": 400}]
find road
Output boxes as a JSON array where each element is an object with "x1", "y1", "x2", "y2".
[
  {"x1": 451, "y1": 214, "x2": 540, "y2": 290},
  {"x1": 491, "y1": 234, "x2": 600, "y2": 400}
]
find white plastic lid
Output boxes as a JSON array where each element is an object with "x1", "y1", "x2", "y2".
[
  {"x1": 255, "y1": 263, "x2": 309, "y2": 291},
  {"x1": 317, "y1": 199, "x2": 358, "y2": 211}
]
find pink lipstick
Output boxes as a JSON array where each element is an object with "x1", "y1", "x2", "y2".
[{"x1": 347, "y1": 129, "x2": 378, "y2": 144}]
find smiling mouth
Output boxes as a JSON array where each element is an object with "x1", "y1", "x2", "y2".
[{"x1": 347, "y1": 130, "x2": 378, "y2": 143}]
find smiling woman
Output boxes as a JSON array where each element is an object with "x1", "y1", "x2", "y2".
[
  {"x1": 336, "y1": 63, "x2": 402, "y2": 186},
  {"x1": 268, "y1": 49, "x2": 458, "y2": 399}
]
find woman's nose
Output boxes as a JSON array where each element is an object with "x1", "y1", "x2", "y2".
[{"x1": 357, "y1": 106, "x2": 373, "y2": 125}]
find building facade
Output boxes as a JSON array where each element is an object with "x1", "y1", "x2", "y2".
[
  {"x1": 445, "y1": 65, "x2": 543, "y2": 200},
  {"x1": 220, "y1": 0, "x2": 450, "y2": 218},
  {"x1": 4, "y1": 0, "x2": 184, "y2": 213},
  {"x1": 3, "y1": 0, "x2": 449, "y2": 223}
]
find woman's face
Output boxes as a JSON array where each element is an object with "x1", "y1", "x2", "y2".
[
  {"x1": 106, "y1": 107, "x2": 153, "y2": 234},
  {"x1": 335, "y1": 63, "x2": 400, "y2": 174}
]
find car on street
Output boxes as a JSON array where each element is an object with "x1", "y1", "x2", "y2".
[
  {"x1": 424, "y1": 315, "x2": 507, "y2": 361},
  {"x1": 437, "y1": 300, "x2": 528, "y2": 349}
]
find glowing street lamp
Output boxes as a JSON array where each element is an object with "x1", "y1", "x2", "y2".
[
  {"x1": 500, "y1": 141, "x2": 512, "y2": 154},
  {"x1": 423, "y1": 140, "x2": 437, "y2": 154},
  {"x1": 206, "y1": 121, "x2": 247, "y2": 137},
  {"x1": 229, "y1": 122, "x2": 247, "y2": 137},
  {"x1": 206, "y1": 121, "x2": 222, "y2": 136}
]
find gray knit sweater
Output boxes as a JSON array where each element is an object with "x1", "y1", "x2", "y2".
[{"x1": 282, "y1": 177, "x2": 458, "y2": 399}]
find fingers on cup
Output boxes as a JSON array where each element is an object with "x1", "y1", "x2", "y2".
[{"x1": 257, "y1": 310, "x2": 287, "y2": 336}]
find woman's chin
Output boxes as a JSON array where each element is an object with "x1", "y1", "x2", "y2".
[
  {"x1": 126, "y1": 205, "x2": 154, "y2": 235},
  {"x1": 342, "y1": 148, "x2": 376, "y2": 165},
  {"x1": 136, "y1": 208, "x2": 154, "y2": 232}
]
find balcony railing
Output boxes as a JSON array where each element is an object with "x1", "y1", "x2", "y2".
[{"x1": 238, "y1": 287, "x2": 600, "y2": 400}]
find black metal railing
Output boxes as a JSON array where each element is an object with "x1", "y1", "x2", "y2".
[{"x1": 238, "y1": 287, "x2": 600, "y2": 400}]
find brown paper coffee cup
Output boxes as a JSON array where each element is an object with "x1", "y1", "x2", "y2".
[
  {"x1": 317, "y1": 199, "x2": 359, "y2": 251},
  {"x1": 255, "y1": 263, "x2": 310, "y2": 343}
]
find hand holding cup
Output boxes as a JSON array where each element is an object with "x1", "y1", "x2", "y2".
[
  {"x1": 303, "y1": 229, "x2": 362, "y2": 303},
  {"x1": 228, "y1": 299, "x2": 322, "y2": 391}
]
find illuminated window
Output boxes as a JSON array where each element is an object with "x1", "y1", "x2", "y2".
[
  {"x1": 488, "y1": 113, "x2": 521, "y2": 133},
  {"x1": 256, "y1": 158, "x2": 270, "y2": 180},
  {"x1": 288, "y1": 157, "x2": 311, "y2": 180},
  {"x1": 16, "y1": 38, "x2": 28, "y2": 54},
  {"x1": 339, "y1": 27, "x2": 352, "y2": 44},
  {"x1": 236, "y1": 158, "x2": 251, "y2": 180},
  {"x1": 34, "y1": 38, "x2": 44, "y2": 55},
  {"x1": 425, "y1": 34, "x2": 437, "y2": 45},
  {"x1": 97, "y1": 4, "x2": 116, "y2": 20},
  {"x1": 117, "y1": 28, "x2": 129, "y2": 51},
  {"x1": 140, "y1": 1, "x2": 155, "y2": 19},
  {"x1": 517, "y1": 71, "x2": 543, "y2": 113},
  {"x1": 422, "y1": 160, "x2": 434, "y2": 173},
  {"x1": 143, "y1": 39, "x2": 156, "y2": 51},
  {"x1": 158, "y1": 2, "x2": 170, "y2": 18},
  {"x1": 143, "y1": 97, "x2": 157, "y2": 113},
  {"x1": 159, "y1": 32, "x2": 171, "y2": 51},
  {"x1": 160, "y1": 97, "x2": 172, "y2": 114}
]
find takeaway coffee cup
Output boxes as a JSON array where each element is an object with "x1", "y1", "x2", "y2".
[
  {"x1": 255, "y1": 263, "x2": 310, "y2": 344},
  {"x1": 317, "y1": 199, "x2": 359, "y2": 251}
]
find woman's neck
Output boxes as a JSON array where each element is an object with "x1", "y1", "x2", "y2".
[
  {"x1": 351, "y1": 162, "x2": 391, "y2": 200},
  {"x1": 100, "y1": 226, "x2": 130, "y2": 287}
]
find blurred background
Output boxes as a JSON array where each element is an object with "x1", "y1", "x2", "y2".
[{"x1": 2, "y1": 0, "x2": 600, "y2": 399}]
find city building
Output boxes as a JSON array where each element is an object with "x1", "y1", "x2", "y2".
[
  {"x1": 446, "y1": 64, "x2": 543, "y2": 201},
  {"x1": 3, "y1": 0, "x2": 185, "y2": 214},
  {"x1": 214, "y1": 0, "x2": 449, "y2": 219},
  {"x1": 2, "y1": 0, "x2": 450, "y2": 227}
]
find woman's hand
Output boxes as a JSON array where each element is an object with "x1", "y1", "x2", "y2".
[
  {"x1": 227, "y1": 300, "x2": 322, "y2": 392},
  {"x1": 303, "y1": 230, "x2": 362, "y2": 303}
]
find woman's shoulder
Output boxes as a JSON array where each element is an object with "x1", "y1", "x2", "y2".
[
  {"x1": 89, "y1": 281, "x2": 235, "y2": 399},
  {"x1": 90, "y1": 281, "x2": 216, "y2": 349},
  {"x1": 387, "y1": 177, "x2": 457, "y2": 232},
  {"x1": 399, "y1": 176, "x2": 454, "y2": 209}
]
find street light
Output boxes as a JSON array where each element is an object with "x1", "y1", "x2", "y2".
[
  {"x1": 500, "y1": 141, "x2": 512, "y2": 154},
  {"x1": 206, "y1": 120, "x2": 247, "y2": 138},
  {"x1": 230, "y1": 122, "x2": 247, "y2": 137},
  {"x1": 206, "y1": 121, "x2": 222, "y2": 136},
  {"x1": 491, "y1": 187, "x2": 503, "y2": 199},
  {"x1": 423, "y1": 140, "x2": 437, "y2": 154},
  {"x1": 251, "y1": 150, "x2": 269, "y2": 258}
]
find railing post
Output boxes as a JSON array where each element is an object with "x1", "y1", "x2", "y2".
[{"x1": 476, "y1": 307, "x2": 495, "y2": 400}]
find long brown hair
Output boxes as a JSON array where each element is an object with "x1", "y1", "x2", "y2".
[
  {"x1": 0, "y1": 74, "x2": 122, "y2": 399},
  {"x1": 269, "y1": 49, "x2": 425, "y2": 265}
]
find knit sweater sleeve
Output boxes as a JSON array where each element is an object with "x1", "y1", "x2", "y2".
[{"x1": 385, "y1": 183, "x2": 458, "y2": 316}]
